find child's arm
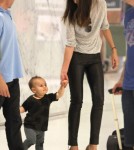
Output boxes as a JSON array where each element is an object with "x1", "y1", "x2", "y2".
[
  {"x1": 56, "y1": 80, "x2": 68, "y2": 99},
  {"x1": 20, "y1": 106, "x2": 25, "y2": 113}
]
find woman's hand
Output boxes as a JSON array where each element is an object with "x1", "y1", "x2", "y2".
[
  {"x1": 61, "y1": 80, "x2": 68, "y2": 88},
  {"x1": 111, "y1": 48, "x2": 119, "y2": 69}
]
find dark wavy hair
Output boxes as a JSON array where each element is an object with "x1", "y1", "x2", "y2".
[
  {"x1": 28, "y1": 76, "x2": 43, "y2": 89},
  {"x1": 63, "y1": 0, "x2": 97, "y2": 27}
]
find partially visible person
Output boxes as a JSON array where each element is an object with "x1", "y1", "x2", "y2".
[
  {"x1": 125, "y1": 1, "x2": 133, "y2": 11},
  {"x1": 60, "y1": 0, "x2": 119, "y2": 150},
  {"x1": 0, "y1": 0, "x2": 24, "y2": 149},
  {"x1": 20, "y1": 76, "x2": 68, "y2": 150},
  {"x1": 113, "y1": 0, "x2": 134, "y2": 147}
]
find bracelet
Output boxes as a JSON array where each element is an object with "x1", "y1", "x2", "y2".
[{"x1": 111, "y1": 46, "x2": 116, "y2": 50}]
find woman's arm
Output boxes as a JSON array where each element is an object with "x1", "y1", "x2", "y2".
[
  {"x1": 61, "y1": 18, "x2": 76, "y2": 81},
  {"x1": 102, "y1": 29, "x2": 119, "y2": 69},
  {"x1": 61, "y1": 46, "x2": 74, "y2": 81}
]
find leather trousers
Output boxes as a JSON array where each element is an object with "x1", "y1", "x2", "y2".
[{"x1": 68, "y1": 52, "x2": 104, "y2": 146}]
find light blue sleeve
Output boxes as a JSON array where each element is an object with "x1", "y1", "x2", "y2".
[
  {"x1": 0, "y1": 15, "x2": 4, "y2": 37},
  {"x1": 0, "y1": 15, "x2": 4, "y2": 65}
]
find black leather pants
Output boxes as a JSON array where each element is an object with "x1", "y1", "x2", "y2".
[{"x1": 68, "y1": 52, "x2": 104, "y2": 146}]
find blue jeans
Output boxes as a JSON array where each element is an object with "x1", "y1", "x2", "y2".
[
  {"x1": 23, "y1": 127, "x2": 44, "y2": 150},
  {"x1": 122, "y1": 90, "x2": 134, "y2": 147},
  {"x1": 68, "y1": 52, "x2": 104, "y2": 146}
]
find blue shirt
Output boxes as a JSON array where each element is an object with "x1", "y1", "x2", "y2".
[
  {"x1": 0, "y1": 7, "x2": 23, "y2": 83},
  {"x1": 123, "y1": 7, "x2": 134, "y2": 90}
]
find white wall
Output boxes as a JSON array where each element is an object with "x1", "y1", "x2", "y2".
[{"x1": 0, "y1": 0, "x2": 68, "y2": 124}]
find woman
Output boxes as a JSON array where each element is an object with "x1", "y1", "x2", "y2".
[{"x1": 61, "y1": 0, "x2": 119, "y2": 150}]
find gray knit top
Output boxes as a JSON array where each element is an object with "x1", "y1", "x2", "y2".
[{"x1": 66, "y1": 0, "x2": 109, "y2": 54}]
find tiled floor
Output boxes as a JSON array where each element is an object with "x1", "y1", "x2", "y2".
[{"x1": 0, "y1": 71, "x2": 124, "y2": 150}]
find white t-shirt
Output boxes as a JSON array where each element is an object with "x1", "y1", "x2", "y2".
[{"x1": 66, "y1": 0, "x2": 109, "y2": 54}]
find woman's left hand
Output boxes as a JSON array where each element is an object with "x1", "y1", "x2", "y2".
[{"x1": 111, "y1": 48, "x2": 119, "y2": 69}]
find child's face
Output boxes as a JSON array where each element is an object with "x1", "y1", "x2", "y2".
[
  {"x1": 32, "y1": 78, "x2": 48, "y2": 97},
  {"x1": 123, "y1": 0, "x2": 134, "y2": 6}
]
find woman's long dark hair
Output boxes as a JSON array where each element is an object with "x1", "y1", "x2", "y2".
[{"x1": 63, "y1": 0, "x2": 95, "y2": 27}]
